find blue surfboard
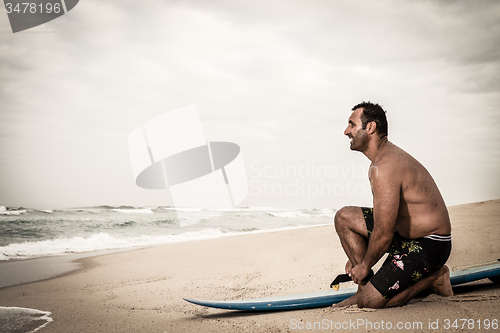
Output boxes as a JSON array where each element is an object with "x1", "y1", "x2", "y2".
[{"x1": 183, "y1": 261, "x2": 500, "y2": 311}]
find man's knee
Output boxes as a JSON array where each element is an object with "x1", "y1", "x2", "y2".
[
  {"x1": 357, "y1": 297, "x2": 384, "y2": 309},
  {"x1": 356, "y1": 284, "x2": 387, "y2": 309},
  {"x1": 334, "y1": 206, "x2": 358, "y2": 232}
]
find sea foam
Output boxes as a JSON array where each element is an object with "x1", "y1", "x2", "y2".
[
  {"x1": 111, "y1": 208, "x2": 154, "y2": 214},
  {"x1": 0, "y1": 306, "x2": 52, "y2": 333},
  {"x1": 0, "y1": 229, "x2": 230, "y2": 260},
  {"x1": 0, "y1": 206, "x2": 27, "y2": 215}
]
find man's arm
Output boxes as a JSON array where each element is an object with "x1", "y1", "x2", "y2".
[{"x1": 351, "y1": 165, "x2": 400, "y2": 284}]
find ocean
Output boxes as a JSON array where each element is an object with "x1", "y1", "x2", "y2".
[
  {"x1": 0, "y1": 205, "x2": 336, "y2": 261},
  {"x1": 0, "y1": 205, "x2": 335, "y2": 332}
]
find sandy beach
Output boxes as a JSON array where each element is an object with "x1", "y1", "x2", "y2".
[{"x1": 1, "y1": 200, "x2": 499, "y2": 332}]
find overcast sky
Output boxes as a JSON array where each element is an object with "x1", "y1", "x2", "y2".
[{"x1": 1, "y1": 0, "x2": 499, "y2": 209}]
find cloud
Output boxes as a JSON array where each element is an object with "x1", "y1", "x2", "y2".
[{"x1": 0, "y1": 0, "x2": 499, "y2": 207}]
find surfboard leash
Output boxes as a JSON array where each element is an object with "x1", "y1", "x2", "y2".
[{"x1": 330, "y1": 270, "x2": 375, "y2": 291}]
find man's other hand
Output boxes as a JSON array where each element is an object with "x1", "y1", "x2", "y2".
[
  {"x1": 345, "y1": 260, "x2": 353, "y2": 275},
  {"x1": 351, "y1": 262, "x2": 370, "y2": 284}
]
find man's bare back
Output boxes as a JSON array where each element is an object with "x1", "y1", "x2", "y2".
[{"x1": 369, "y1": 140, "x2": 451, "y2": 239}]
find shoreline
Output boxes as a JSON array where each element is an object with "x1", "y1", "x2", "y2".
[
  {"x1": 0, "y1": 199, "x2": 498, "y2": 332},
  {"x1": 0, "y1": 247, "x2": 143, "y2": 289},
  {"x1": 1, "y1": 199, "x2": 498, "y2": 289},
  {"x1": 0, "y1": 223, "x2": 329, "y2": 289},
  {"x1": 1, "y1": 198, "x2": 498, "y2": 290}
]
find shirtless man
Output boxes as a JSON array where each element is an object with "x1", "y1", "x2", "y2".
[{"x1": 333, "y1": 101, "x2": 453, "y2": 309}]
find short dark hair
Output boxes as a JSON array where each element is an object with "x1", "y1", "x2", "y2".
[{"x1": 352, "y1": 101, "x2": 388, "y2": 137}]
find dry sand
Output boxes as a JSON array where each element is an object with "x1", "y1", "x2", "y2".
[{"x1": 1, "y1": 200, "x2": 499, "y2": 332}]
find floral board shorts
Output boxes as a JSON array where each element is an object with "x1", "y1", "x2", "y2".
[{"x1": 362, "y1": 207, "x2": 452, "y2": 300}]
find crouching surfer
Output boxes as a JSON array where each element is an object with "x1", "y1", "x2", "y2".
[{"x1": 333, "y1": 102, "x2": 453, "y2": 308}]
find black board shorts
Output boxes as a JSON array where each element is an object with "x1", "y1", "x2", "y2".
[{"x1": 361, "y1": 207, "x2": 452, "y2": 300}]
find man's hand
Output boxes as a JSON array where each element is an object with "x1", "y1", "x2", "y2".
[{"x1": 351, "y1": 262, "x2": 370, "y2": 284}]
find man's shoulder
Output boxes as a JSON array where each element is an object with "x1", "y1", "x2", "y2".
[
  {"x1": 379, "y1": 143, "x2": 415, "y2": 168},
  {"x1": 370, "y1": 162, "x2": 400, "y2": 184},
  {"x1": 372, "y1": 145, "x2": 410, "y2": 181},
  {"x1": 377, "y1": 143, "x2": 431, "y2": 188}
]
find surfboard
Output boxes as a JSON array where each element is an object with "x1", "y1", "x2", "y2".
[{"x1": 183, "y1": 260, "x2": 500, "y2": 311}]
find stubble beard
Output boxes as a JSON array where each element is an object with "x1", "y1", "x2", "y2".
[{"x1": 350, "y1": 129, "x2": 369, "y2": 152}]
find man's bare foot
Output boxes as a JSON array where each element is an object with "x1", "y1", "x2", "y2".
[
  {"x1": 431, "y1": 265, "x2": 453, "y2": 297},
  {"x1": 332, "y1": 294, "x2": 358, "y2": 308},
  {"x1": 332, "y1": 284, "x2": 365, "y2": 308}
]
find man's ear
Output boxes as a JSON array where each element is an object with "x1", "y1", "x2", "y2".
[{"x1": 367, "y1": 121, "x2": 377, "y2": 134}]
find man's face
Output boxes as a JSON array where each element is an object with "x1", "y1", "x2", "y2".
[{"x1": 344, "y1": 108, "x2": 368, "y2": 151}]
